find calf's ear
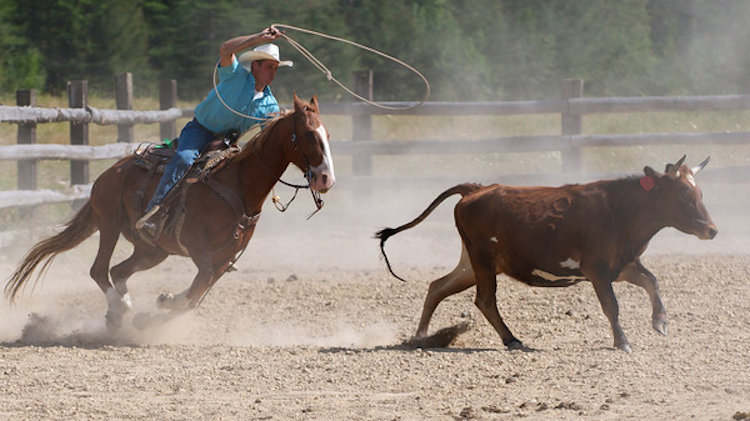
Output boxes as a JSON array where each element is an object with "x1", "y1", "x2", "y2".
[{"x1": 643, "y1": 166, "x2": 661, "y2": 179}]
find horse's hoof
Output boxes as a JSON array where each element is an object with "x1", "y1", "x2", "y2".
[
  {"x1": 133, "y1": 310, "x2": 185, "y2": 330},
  {"x1": 616, "y1": 342, "x2": 632, "y2": 353},
  {"x1": 156, "y1": 293, "x2": 175, "y2": 309},
  {"x1": 652, "y1": 319, "x2": 668, "y2": 336},
  {"x1": 105, "y1": 312, "x2": 123, "y2": 331},
  {"x1": 132, "y1": 312, "x2": 153, "y2": 330}
]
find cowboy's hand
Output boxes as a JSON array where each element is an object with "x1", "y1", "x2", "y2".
[{"x1": 261, "y1": 25, "x2": 283, "y2": 41}]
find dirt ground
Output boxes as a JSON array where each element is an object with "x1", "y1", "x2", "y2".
[{"x1": 1, "y1": 186, "x2": 749, "y2": 421}]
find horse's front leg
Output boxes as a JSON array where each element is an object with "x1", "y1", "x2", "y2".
[
  {"x1": 132, "y1": 256, "x2": 228, "y2": 329},
  {"x1": 156, "y1": 239, "x2": 240, "y2": 311},
  {"x1": 157, "y1": 264, "x2": 217, "y2": 311}
]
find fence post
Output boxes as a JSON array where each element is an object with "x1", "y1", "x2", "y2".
[
  {"x1": 561, "y1": 79, "x2": 583, "y2": 173},
  {"x1": 352, "y1": 70, "x2": 373, "y2": 176},
  {"x1": 159, "y1": 79, "x2": 177, "y2": 140},
  {"x1": 115, "y1": 72, "x2": 134, "y2": 143},
  {"x1": 68, "y1": 80, "x2": 89, "y2": 185},
  {"x1": 16, "y1": 89, "x2": 37, "y2": 190}
]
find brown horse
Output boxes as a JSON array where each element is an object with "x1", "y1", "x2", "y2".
[{"x1": 5, "y1": 94, "x2": 335, "y2": 328}]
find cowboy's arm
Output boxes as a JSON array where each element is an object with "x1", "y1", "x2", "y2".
[{"x1": 219, "y1": 26, "x2": 282, "y2": 66}]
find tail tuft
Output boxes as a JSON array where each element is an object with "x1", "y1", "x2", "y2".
[
  {"x1": 374, "y1": 227, "x2": 397, "y2": 242},
  {"x1": 375, "y1": 183, "x2": 484, "y2": 282}
]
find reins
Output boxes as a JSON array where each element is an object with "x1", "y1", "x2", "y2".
[{"x1": 212, "y1": 24, "x2": 424, "y2": 215}]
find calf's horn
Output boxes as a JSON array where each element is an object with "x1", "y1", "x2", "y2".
[
  {"x1": 667, "y1": 154, "x2": 687, "y2": 178},
  {"x1": 691, "y1": 156, "x2": 710, "y2": 175}
]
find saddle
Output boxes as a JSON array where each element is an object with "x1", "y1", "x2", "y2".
[{"x1": 133, "y1": 130, "x2": 243, "y2": 245}]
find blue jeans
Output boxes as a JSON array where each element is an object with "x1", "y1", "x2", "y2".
[{"x1": 145, "y1": 118, "x2": 214, "y2": 212}]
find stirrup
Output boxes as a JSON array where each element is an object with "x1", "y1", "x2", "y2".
[
  {"x1": 138, "y1": 220, "x2": 160, "y2": 243},
  {"x1": 136, "y1": 205, "x2": 161, "y2": 230}
]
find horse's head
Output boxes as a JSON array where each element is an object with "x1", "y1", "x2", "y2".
[{"x1": 290, "y1": 93, "x2": 336, "y2": 193}]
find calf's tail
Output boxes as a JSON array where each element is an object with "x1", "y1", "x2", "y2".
[
  {"x1": 5, "y1": 201, "x2": 98, "y2": 302},
  {"x1": 375, "y1": 183, "x2": 484, "y2": 281}
]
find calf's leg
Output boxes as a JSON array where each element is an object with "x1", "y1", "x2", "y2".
[
  {"x1": 416, "y1": 244, "x2": 476, "y2": 338},
  {"x1": 616, "y1": 260, "x2": 667, "y2": 335},
  {"x1": 468, "y1": 246, "x2": 522, "y2": 349},
  {"x1": 587, "y1": 267, "x2": 631, "y2": 352}
]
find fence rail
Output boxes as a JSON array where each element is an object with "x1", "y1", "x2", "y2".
[
  {"x1": 0, "y1": 143, "x2": 138, "y2": 161},
  {"x1": 319, "y1": 94, "x2": 750, "y2": 115},
  {"x1": 0, "y1": 104, "x2": 188, "y2": 125},
  {"x1": 2, "y1": 75, "x2": 750, "y2": 210}
]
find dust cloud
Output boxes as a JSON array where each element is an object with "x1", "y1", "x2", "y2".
[{"x1": 0, "y1": 133, "x2": 747, "y2": 348}]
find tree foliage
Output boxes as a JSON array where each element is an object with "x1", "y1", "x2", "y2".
[
  {"x1": 3, "y1": 0, "x2": 148, "y2": 95},
  {"x1": 0, "y1": 0, "x2": 748, "y2": 101}
]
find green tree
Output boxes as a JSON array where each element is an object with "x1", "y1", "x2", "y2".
[
  {"x1": 144, "y1": 0, "x2": 267, "y2": 100},
  {"x1": 549, "y1": 0, "x2": 655, "y2": 96},
  {"x1": 0, "y1": 0, "x2": 46, "y2": 92},
  {"x1": 10, "y1": 0, "x2": 148, "y2": 94},
  {"x1": 240, "y1": 0, "x2": 353, "y2": 103}
]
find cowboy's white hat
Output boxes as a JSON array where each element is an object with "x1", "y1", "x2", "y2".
[{"x1": 238, "y1": 43, "x2": 293, "y2": 69}]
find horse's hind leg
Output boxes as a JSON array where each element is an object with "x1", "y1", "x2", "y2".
[
  {"x1": 106, "y1": 241, "x2": 168, "y2": 328},
  {"x1": 89, "y1": 223, "x2": 130, "y2": 329},
  {"x1": 416, "y1": 243, "x2": 476, "y2": 338}
]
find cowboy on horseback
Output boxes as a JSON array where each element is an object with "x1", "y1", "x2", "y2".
[{"x1": 136, "y1": 25, "x2": 293, "y2": 237}]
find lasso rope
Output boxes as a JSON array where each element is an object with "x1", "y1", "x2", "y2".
[
  {"x1": 273, "y1": 23, "x2": 431, "y2": 110},
  {"x1": 212, "y1": 23, "x2": 431, "y2": 121}
]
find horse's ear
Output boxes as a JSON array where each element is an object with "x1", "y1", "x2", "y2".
[
  {"x1": 293, "y1": 92, "x2": 303, "y2": 111},
  {"x1": 310, "y1": 95, "x2": 318, "y2": 107}
]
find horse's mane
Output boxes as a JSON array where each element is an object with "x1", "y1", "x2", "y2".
[{"x1": 238, "y1": 109, "x2": 295, "y2": 160}]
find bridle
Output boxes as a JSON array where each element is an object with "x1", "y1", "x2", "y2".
[{"x1": 268, "y1": 110, "x2": 325, "y2": 219}]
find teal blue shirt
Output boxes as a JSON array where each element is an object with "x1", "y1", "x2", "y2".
[{"x1": 194, "y1": 57, "x2": 280, "y2": 133}]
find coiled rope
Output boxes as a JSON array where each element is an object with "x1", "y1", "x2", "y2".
[{"x1": 212, "y1": 23, "x2": 431, "y2": 121}]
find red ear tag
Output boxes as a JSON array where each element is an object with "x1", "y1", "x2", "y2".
[{"x1": 640, "y1": 176, "x2": 655, "y2": 191}]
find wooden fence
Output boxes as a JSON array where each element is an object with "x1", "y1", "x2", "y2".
[{"x1": 2, "y1": 74, "x2": 750, "y2": 210}]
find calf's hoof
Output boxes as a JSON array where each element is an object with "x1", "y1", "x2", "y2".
[
  {"x1": 652, "y1": 319, "x2": 668, "y2": 336},
  {"x1": 616, "y1": 341, "x2": 632, "y2": 353},
  {"x1": 505, "y1": 339, "x2": 525, "y2": 350}
]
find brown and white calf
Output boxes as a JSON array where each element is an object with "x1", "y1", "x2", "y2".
[{"x1": 376, "y1": 156, "x2": 717, "y2": 352}]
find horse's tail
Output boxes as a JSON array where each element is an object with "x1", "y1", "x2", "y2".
[
  {"x1": 5, "y1": 201, "x2": 98, "y2": 302},
  {"x1": 375, "y1": 183, "x2": 484, "y2": 282}
]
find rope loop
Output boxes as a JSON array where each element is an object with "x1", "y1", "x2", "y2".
[
  {"x1": 211, "y1": 23, "x2": 431, "y2": 121},
  {"x1": 273, "y1": 23, "x2": 431, "y2": 111}
]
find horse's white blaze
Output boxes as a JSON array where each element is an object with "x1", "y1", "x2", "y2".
[
  {"x1": 532, "y1": 269, "x2": 585, "y2": 282},
  {"x1": 310, "y1": 123, "x2": 335, "y2": 191},
  {"x1": 560, "y1": 258, "x2": 580, "y2": 269},
  {"x1": 490, "y1": 236, "x2": 499, "y2": 243}
]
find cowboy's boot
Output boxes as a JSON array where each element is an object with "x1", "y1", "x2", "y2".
[{"x1": 135, "y1": 205, "x2": 161, "y2": 241}]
